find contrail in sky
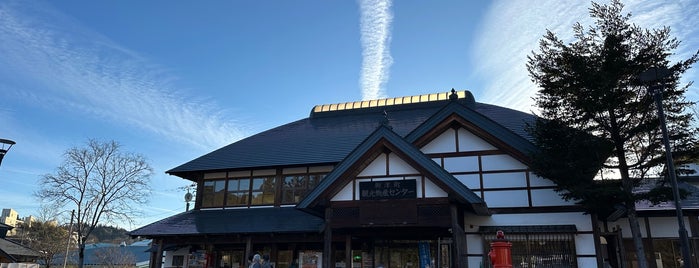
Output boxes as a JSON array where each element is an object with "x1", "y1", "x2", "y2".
[{"x1": 358, "y1": 0, "x2": 393, "y2": 100}]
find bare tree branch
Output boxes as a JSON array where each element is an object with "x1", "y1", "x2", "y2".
[{"x1": 35, "y1": 139, "x2": 153, "y2": 268}]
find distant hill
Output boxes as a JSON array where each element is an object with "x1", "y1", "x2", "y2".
[{"x1": 87, "y1": 225, "x2": 133, "y2": 244}]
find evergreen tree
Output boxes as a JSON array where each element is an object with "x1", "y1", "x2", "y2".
[{"x1": 526, "y1": 1, "x2": 699, "y2": 267}]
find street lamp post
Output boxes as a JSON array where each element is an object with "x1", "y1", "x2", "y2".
[
  {"x1": 640, "y1": 66, "x2": 693, "y2": 268},
  {"x1": 0, "y1": 138, "x2": 15, "y2": 167}
]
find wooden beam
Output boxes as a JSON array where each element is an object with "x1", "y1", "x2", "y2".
[
  {"x1": 324, "y1": 208, "x2": 333, "y2": 268},
  {"x1": 450, "y1": 204, "x2": 467, "y2": 268}
]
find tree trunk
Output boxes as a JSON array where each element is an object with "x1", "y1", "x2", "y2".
[
  {"x1": 78, "y1": 242, "x2": 85, "y2": 268},
  {"x1": 626, "y1": 208, "x2": 648, "y2": 268},
  {"x1": 609, "y1": 110, "x2": 648, "y2": 268}
]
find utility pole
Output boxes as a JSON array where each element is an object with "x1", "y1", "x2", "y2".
[
  {"x1": 63, "y1": 210, "x2": 75, "y2": 268},
  {"x1": 640, "y1": 66, "x2": 693, "y2": 268}
]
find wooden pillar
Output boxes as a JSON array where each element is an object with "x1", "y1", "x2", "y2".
[
  {"x1": 324, "y1": 207, "x2": 333, "y2": 268},
  {"x1": 592, "y1": 214, "x2": 604, "y2": 268},
  {"x1": 245, "y1": 236, "x2": 253, "y2": 267},
  {"x1": 450, "y1": 204, "x2": 467, "y2": 268},
  {"x1": 345, "y1": 235, "x2": 352, "y2": 268},
  {"x1": 615, "y1": 228, "x2": 628, "y2": 268},
  {"x1": 643, "y1": 217, "x2": 658, "y2": 268},
  {"x1": 153, "y1": 239, "x2": 164, "y2": 268},
  {"x1": 689, "y1": 216, "x2": 699, "y2": 268}
]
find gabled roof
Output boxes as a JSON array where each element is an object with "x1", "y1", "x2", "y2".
[
  {"x1": 406, "y1": 100, "x2": 537, "y2": 160},
  {"x1": 129, "y1": 207, "x2": 324, "y2": 238},
  {"x1": 0, "y1": 238, "x2": 38, "y2": 262},
  {"x1": 297, "y1": 125, "x2": 490, "y2": 215},
  {"x1": 167, "y1": 91, "x2": 537, "y2": 177}
]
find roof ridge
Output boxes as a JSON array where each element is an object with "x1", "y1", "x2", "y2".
[{"x1": 310, "y1": 90, "x2": 475, "y2": 116}]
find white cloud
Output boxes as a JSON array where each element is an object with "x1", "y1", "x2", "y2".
[
  {"x1": 0, "y1": 1, "x2": 245, "y2": 151},
  {"x1": 473, "y1": 0, "x2": 699, "y2": 113},
  {"x1": 358, "y1": 0, "x2": 393, "y2": 100}
]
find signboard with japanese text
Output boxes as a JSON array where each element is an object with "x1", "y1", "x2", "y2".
[{"x1": 359, "y1": 179, "x2": 417, "y2": 200}]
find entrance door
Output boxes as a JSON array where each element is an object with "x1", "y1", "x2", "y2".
[
  {"x1": 374, "y1": 240, "x2": 434, "y2": 268},
  {"x1": 218, "y1": 250, "x2": 246, "y2": 268},
  {"x1": 437, "y1": 238, "x2": 452, "y2": 268}
]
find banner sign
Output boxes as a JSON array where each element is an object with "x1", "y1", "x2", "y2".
[{"x1": 419, "y1": 241, "x2": 431, "y2": 268}]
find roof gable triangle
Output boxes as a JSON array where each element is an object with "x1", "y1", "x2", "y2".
[
  {"x1": 297, "y1": 125, "x2": 489, "y2": 215},
  {"x1": 406, "y1": 101, "x2": 536, "y2": 162}
]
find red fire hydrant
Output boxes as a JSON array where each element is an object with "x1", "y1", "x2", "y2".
[{"x1": 488, "y1": 230, "x2": 513, "y2": 268}]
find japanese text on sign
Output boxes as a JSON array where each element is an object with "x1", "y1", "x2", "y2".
[{"x1": 359, "y1": 179, "x2": 417, "y2": 200}]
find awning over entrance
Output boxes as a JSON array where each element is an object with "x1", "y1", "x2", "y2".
[{"x1": 130, "y1": 207, "x2": 325, "y2": 237}]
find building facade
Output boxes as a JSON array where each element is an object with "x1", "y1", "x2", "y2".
[{"x1": 131, "y1": 90, "x2": 697, "y2": 268}]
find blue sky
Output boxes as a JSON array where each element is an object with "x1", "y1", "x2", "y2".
[{"x1": 0, "y1": 0, "x2": 697, "y2": 230}]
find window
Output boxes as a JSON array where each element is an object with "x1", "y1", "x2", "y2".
[
  {"x1": 202, "y1": 180, "x2": 226, "y2": 207},
  {"x1": 282, "y1": 175, "x2": 307, "y2": 204},
  {"x1": 251, "y1": 176, "x2": 276, "y2": 205},
  {"x1": 484, "y1": 232, "x2": 577, "y2": 268},
  {"x1": 622, "y1": 238, "x2": 689, "y2": 268},
  {"x1": 226, "y1": 178, "x2": 250, "y2": 206},
  {"x1": 200, "y1": 168, "x2": 329, "y2": 208},
  {"x1": 172, "y1": 255, "x2": 184, "y2": 267},
  {"x1": 282, "y1": 173, "x2": 325, "y2": 204}
]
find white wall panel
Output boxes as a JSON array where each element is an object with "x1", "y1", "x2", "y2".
[
  {"x1": 481, "y1": 154, "x2": 527, "y2": 171},
  {"x1": 424, "y1": 178, "x2": 448, "y2": 197},
  {"x1": 529, "y1": 172, "x2": 555, "y2": 187},
  {"x1": 464, "y1": 212, "x2": 593, "y2": 232},
  {"x1": 458, "y1": 128, "x2": 496, "y2": 151},
  {"x1": 282, "y1": 167, "x2": 307, "y2": 174},
  {"x1": 577, "y1": 257, "x2": 598, "y2": 268},
  {"x1": 309, "y1": 165, "x2": 334, "y2": 173},
  {"x1": 482, "y1": 172, "x2": 527, "y2": 188},
  {"x1": 204, "y1": 172, "x2": 226, "y2": 179},
  {"x1": 575, "y1": 233, "x2": 596, "y2": 255},
  {"x1": 468, "y1": 257, "x2": 486, "y2": 268},
  {"x1": 252, "y1": 169, "x2": 275, "y2": 176},
  {"x1": 331, "y1": 181, "x2": 354, "y2": 201},
  {"x1": 608, "y1": 217, "x2": 649, "y2": 238},
  {"x1": 530, "y1": 189, "x2": 574, "y2": 206},
  {"x1": 388, "y1": 153, "x2": 418, "y2": 175},
  {"x1": 455, "y1": 174, "x2": 481, "y2": 189},
  {"x1": 609, "y1": 216, "x2": 690, "y2": 239},
  {"x1": 466, "y1": 234, "x2": 484, "y2": 254},
  {"x1": 463, "y1": 212, "x2": 597, "y2": 267},
  {"x1": 483, "y1": 190, "x2": 529, "y2": 208},
  {"x1": 443, "y1": 156, "x2": 479, "y2": 172},
  {"x1": 228, "y1": 170, "x2": 250, "y2": 177},
  {"x1": 648, "y1": 217, "x2": 691, "y2": 237},
  {"x1": 358, "y1": 154, "x2": 387, "y2": 176},
  {"x1": 421, "y1": 128, "x2": 457, "y2": 154}
]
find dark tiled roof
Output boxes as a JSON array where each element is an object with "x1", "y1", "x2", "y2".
[
  {"x1": 297, "y1": 125, "x2": 489, "y2": 215},
  {"x1": 168, "y1": 97, "x2": 537, "y2": 176},
  {"x1": 635, "y1": 180, "x2": 699, "y2": 211},
  {"x1": 0, "y1": 238, "x2": 39, "y2": 261},
  {"x1": 129, "y1": 207, "x2": 324, "y2": 237},
  {"x1": 50, "y1": 244, "x2": 151, "y2": 265}
]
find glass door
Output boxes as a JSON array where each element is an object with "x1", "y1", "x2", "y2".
[{"x1": 218, "y1": 250, "x2": 245, "y2": 268}]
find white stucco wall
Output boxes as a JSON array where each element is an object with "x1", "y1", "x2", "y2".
[
  {"x1": 457, "y1": 129, "x2": 496, "y2": 152},
  {"x1": 464, "y1": 212, "x2": 596, "y2": 267},
  {"x1": 421, "y1": 128, "x2": 457, "y2": 153},
  {"x1": 607, "y1": 216, "x2": 691, "y2": 238}
]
